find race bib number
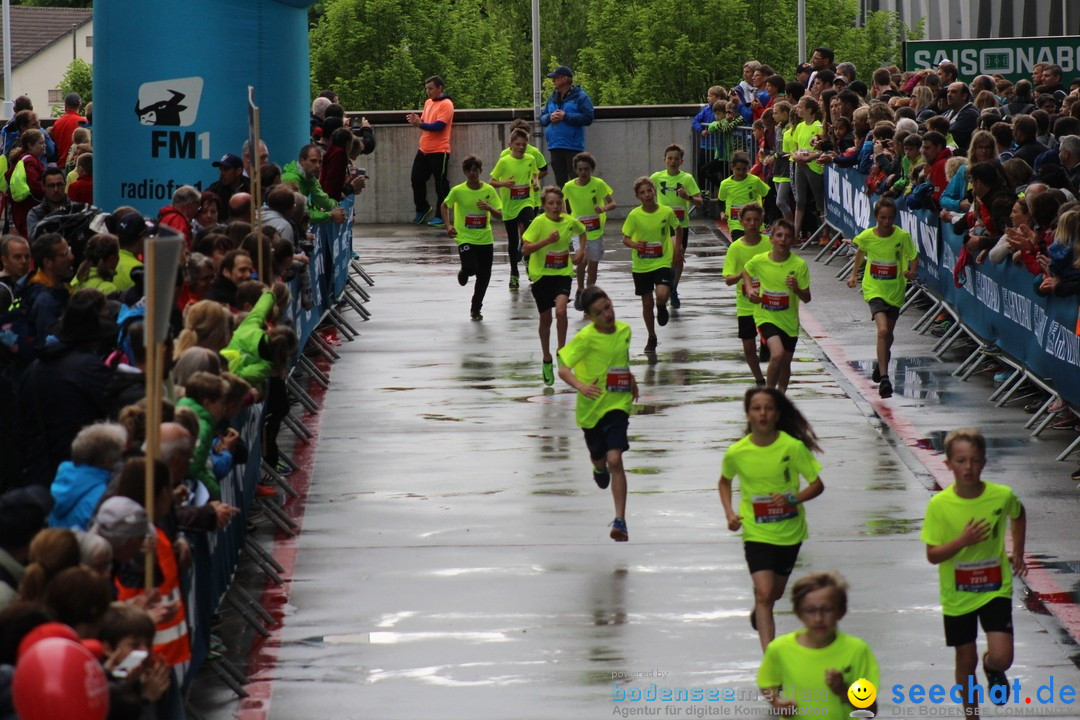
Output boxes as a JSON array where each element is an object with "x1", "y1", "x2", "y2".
[
  {"x1": 639, "y1": 242, "x2": 664, "y2": 259},
  {"x1": 870, "y1": 260, "x2": 898, "y2": 280},
  {"x1": 580, "y1": 214, "x2": 601, "y2": 232},
  {"x1": 544, "y1": 251, "x2": 569, "y2": 269},
  {"x1": 673, "y1": 206, "x2": 686, "y2": 221},
  {"x1": 752, "y1": 494, "x2": 798, "y2": 524},
  {"x1": 730, "y1": 205, "x2": 743, "y2": 219},
  {"x1": 761, "y1": 290, "x2": 790, "y2": 311},
  {"x1": 606, "y1": 366, "x2": 632, "y2": 393},
  {"x1": 510, "y1": 184, "x2": 530, "y2": 199},
  {"x1": 955, "y1": 559, "x2": 1003, "y2": 593},
  {"x1": 464, "y1": 213, "x2": 487, "y2": 229}
]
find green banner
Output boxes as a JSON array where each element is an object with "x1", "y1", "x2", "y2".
[{"x1": 905, "y1": 36, "x2": 1080, "y2": 84}]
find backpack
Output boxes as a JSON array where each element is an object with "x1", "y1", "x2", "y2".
[{"x1": 8, "y1": 158, "x2": 29, "y2": 202}]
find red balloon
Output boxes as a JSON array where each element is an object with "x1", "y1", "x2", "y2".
[
  {"x1": 15, "y1": 622, "x2": 79, "y2": 662},
  {"x1": 13, "y1": 638, "x2": 109, "y2": 720}
]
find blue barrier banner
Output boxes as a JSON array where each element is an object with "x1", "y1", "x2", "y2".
[
  {"x1": 825, "y1": 166, "x2": 1080, "y2": 405},
  {"x1": 92, "y1": 0, "x2": 316, "y2": 216},
  {"x1": 825, "y1": 166, "x2": 944, "y2": 296}
]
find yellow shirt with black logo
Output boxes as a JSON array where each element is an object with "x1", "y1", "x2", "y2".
[
  {"x1": 522, "y1": 212, "x2": 585, "y2": 282},
  {"x1": 562, "y1": 177, "x2": 613, "y2": 241},
  {"x1": 853, "y1": 226, "x2": 916, "y2": 308},
  {"x1": 650, "y1": 170, "x2": 699, "y2": 228},
  {"x1": 721, "y1": 235, "x2": 773, "y2": 317},
  {"x1": 921, "y1": 481, "x2": 1022, "y2": 616},
  {"x1": 500, "y1": 144, "x2": 548, "y2": 208},
  {"x1": 758, "y1": 631, "x2": 879, "y2": 718},
  {"x1": 718, "y1": 175, "x2": 770, "y2": 232},
  {"x1": 745, "y1": 252, "x2": 810, "y2": 337},
  {"x1": 621, "y1": 205, "x2": 678, "y2": 274},
  {"x1": 721, "y1": 431, "x2": 821, "y2": 545},
  {"x1": 557, "y1": 320, "x2": 633, "y2": 429},
  {"x1": 490, "y1": 153, "x2": 538, "y2": 222},
  {"x1": 444, "y1": 181, "x2": 502, "y2": 246}
]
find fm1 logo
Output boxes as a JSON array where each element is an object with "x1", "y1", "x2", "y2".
[{"x1": 136, "y1": 76, "x2": 211, "y2": 159}]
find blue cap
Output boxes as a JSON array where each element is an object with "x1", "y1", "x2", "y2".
[{"x1": 546, "y1": 66, "x2": 573, "y2": 79}]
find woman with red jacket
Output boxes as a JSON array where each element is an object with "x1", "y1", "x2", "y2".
[
  {"x1": 5, "y1": 128, "x2": 46, "y2": 238},
  {"x1": 319, "y1": 127, "x2": 366, "y2": 202}
]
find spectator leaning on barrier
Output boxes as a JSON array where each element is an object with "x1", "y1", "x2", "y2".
[
  {"x1": 48, "y1": 422, "x2": 127, "y2": 531},
  {"x1": 943, "y1": 82, "x2": 979, "y2": 154},
  {"x1": 540, "y1": 66, "x2": 595, "y2": 187},
  {"x1": 921, "y1": 131, "x2": 953, "y2": 204},
  {"x1": 281, "y1": 144, "x2": 345, "y2": 226}
]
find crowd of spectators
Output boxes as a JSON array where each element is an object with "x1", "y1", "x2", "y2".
[{"x1": 0, "y1": 87, "x2": 371, "y2": 719}]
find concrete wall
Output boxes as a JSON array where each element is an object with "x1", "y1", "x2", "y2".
[
  {"x1": 356, "y1": 116, "x2": 699, "y2": 224},
  {"x1": 8, "y1": 24, "x2": 93, "y2": 116}
]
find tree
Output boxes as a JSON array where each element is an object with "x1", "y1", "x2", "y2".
[{"x1": 53, "y1": 58, "x2": 92, "y2": 117}]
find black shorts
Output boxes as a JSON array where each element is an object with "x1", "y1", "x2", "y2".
[
  {"x1": 583, "y1": 410, "x2": 630, "y2": 461},
  {"x1": 744, "y1": 541, "x2": 802, "y2": 576},
  {"x1": 530, "y1": 275, "x2": 572, "y2": 313},
  {"x1": 632, "y1": 268, "x2": 674, "y2": 296},
  {"x1": 758, "y1": 322, "x2": 798, "y2": 352},
  {"x1": 868, "y1": 297, "x2": 901, "y2": 321},
  {"x1": 943, "y1": 596, "x2": 1014, "y2": 647},
  {"x1": 737, "y1": 315, "x2": 758, "y2": 340}
]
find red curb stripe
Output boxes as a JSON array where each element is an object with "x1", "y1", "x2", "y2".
[
  {"x1": 233, "y1": 332, "x2": 337, "y2": 720},
  {"x1": 800, "y1": 304, "x2": 1080, "y2": 647}
]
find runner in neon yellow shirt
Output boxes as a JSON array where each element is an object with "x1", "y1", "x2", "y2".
[
  {"x1": 441, "y1": 155, "x2": 504, "y2": 321},
  {"x1": 562, "y1": 152, "x2": 615, "y2": 312},
  {"x1": 719, "y1": 387, "x2": 825, "y2": 651},
  {"x1": 758, "y1": 572, "x2": 879, "y2": 717},
  {"x1": 558, "y1": 286, "x2": 638, "y2": 542},
  {"x1": 522, "y1": 186, "x2": 586, "y2": 385},
  {"x1": 649, "y1": 144, "x2": 702, "y2": 309},
  {"x1": 847, "y1": 197, "x2": 917, "y2": 399},
  {"x1": 720, "y1": 202, "x2": 772, "y2": 385},
  {"x1": 922, "y1": 428, "x2": 1026, "y2": 716},
  {"x1": 490, "y1": 129, "x2": 540, "y2": 290},
  {"x1": 622, "y1": 176, "x2": 680, "y2": 354},
  {"x1": 500, "y1": 118, "x2": 549, "y2": 209},
  {"x1": 742, "y1": 220, "x2": 811, "y2": 393},
  {"x1": 717, "y1": 150, "x2": 770, "y2": 240}
]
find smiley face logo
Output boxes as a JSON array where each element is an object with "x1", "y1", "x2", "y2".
[{"x1": 847, "y1": 677, "x2": 877, "y2": 709}]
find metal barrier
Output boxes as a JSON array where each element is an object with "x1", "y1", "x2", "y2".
[
  {"x1": 182, "y1": 194, "x2": 371, "y2": 705},
  {"x1": 820, "y1": 166, "x2": 1080, "y2": 458}
]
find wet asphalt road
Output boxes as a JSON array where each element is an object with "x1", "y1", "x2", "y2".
[{"x1": 229, "y1": 222, "x2": 1080, "y2": 719}]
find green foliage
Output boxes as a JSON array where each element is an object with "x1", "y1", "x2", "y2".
[
  {"x1": 52, "y1": 58, "x2": 92, "y2": 117},
  {"x1": 309, "y1": 0, "x2": 926, "y2": 109}
]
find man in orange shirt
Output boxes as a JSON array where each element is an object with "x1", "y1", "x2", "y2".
[
  {"x1": 50, "y1": 93, "x2": 87, "y2": 166},
  {"x1": 407, "y1": 76, "x2": 454, "y2": 227}
]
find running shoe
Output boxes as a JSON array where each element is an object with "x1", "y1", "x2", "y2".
[
  {"x1": 993, "y1": 370, "x2": 1010, "y2": 384},
  {"x1": 470, "y1": 311, "x2": 483, "y2": 321},
  {"x1": 1048, "y1": 398, "x2": 1067, "y2": 413},
  {"x1": 412, "y1": 208, "x2": 432, "y2": 224},
  {"x1": 509, "y1": 275, "x2": 519, "y2": 291},
  {"x1": 609, "y1": 517, "x2": 629, "y2": 542},
  {"x1": 657, "y1": 303, "x2": 669, "y2": 327},
  {"x1": 983, "y1": 653, "x2": 1009, "y2": 706},
  {"x1": 457, "y1": 270, "x2": 468, "y2": 286},
  {"x1": 759, "y1": 342, "x2": 770, "y2": 363},
  {"x1": 1051, "y1": 413, "x2": 1078, "y2": 430},
  {"x1": 644, "y1": 336, "x2": 658, "y2": 353},
  {"x1": 274, "y1": 460, "x2": 293, "y2": 476},
  {"x1": 427, "y1": 216, "x2": 445, "y2": 228},
  {"x1": 929, "y1": 320, "x2": 953, "y2": 337},
  {"x1": 1072, "y1": 467, "x2": 1080, "y2": 482},
  {"x1": 593, "y1": 466, "x2": 611, "y2": 490},
  {"x1": 255, "y1": 484, "x2": 277, "y2": 498},
  {"x1": 878, "y1": 377, "x2": 893, "y2": 399},
  {"x1": 670, "y1": 288, "x2": 681, "y2": 309},
  {"x1": 872, "y1": 362, "x2": 881, "y2": 383},
  {"x1": 574, "y1": 289, "x2": 584, "y2": 312},
  {"x1": 542, "y1": 361, "x2": 554, "y2": 386}
]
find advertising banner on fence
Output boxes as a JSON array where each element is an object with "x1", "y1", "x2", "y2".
[{"x1": 905, "y1": 36, "x2": 1080, "y2": 85}]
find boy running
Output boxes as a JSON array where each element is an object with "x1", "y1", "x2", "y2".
[
  {"x1": 562, "y1": 152, "x2": 615, "y2": 310},
  {"x1": 717, "y1": 150, "x2": 770, "y2": 241},
  {"x1": 650, "y1": 144, "x2": 702, "y2": 308},
  {"x1": 500, "y1": 118, "x2": 549, "y2": 211},
  {"x1": 522, "y1": 186, "x2": 586, "y2": 385},
  {"x1": 622, "y1": 177, "x2": 680, "y2": 354},
  {"x1": 490, "y1": 129, "x2": 540, "y2": 290},
  {"x1": 922, "y1": 428, "x2": 1026, "y2": 717},
  {"x1": 846, "y1": 196, "x2": 917, "y2": 398},
  {"x1": 441, "y1": 155, "x2": 503, "y2": 321},
  {"x1": 557, "y1": 286, "x2": 637, "y2": 542},
  {"x1": 721, "y1": 202, "x2": 772, "y2": 385},
  {"x1": 742, "y1": 220, "x2": 810, "y2": 392}
]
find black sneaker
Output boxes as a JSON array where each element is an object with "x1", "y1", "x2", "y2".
[
  {"x1": 470, "y1": 311, "x2": 483, "y2": 321},
  {"x1": 759, "y1": 342, "x2": 770, "y2": 363},
  {"x1": 657, "y1": 303, "x2": 669, "y2": 327},
  {"x1": 879, "y1": 377, "x2": 893, "y2": 399},
  {"x1": 872, "y1": 362, "x2": 881, "y2": 383},
  {"x1": 593, "y1": 466, "x2": 611, "y2": 490},
  {"x1": 574, "y1": 290, "x2": 584, "y2": 312},
  {"x1": 983, "y1": 653, "x2": 1009, "y2": 706},
  {"x1": 670, "y1": 289, "x2": 681, "y2": 309},
  {"x1": 457, "y1": 270, "x2": 468, "y2": 286},
  {"x1": 644, "y1": 336, "x2": 658, "y2": 353}
]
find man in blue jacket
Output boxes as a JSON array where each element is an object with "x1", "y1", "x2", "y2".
[{"x1": 539, "y1": 66, "x2": 595, "y2": 186}]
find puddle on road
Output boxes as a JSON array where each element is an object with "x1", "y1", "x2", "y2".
[
  {"x1": 861, "y1": 512, "x2": 921, "y2": 536},
  {"x1": 420, "y1": 413, "x2": 465, "y2": 422}
]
